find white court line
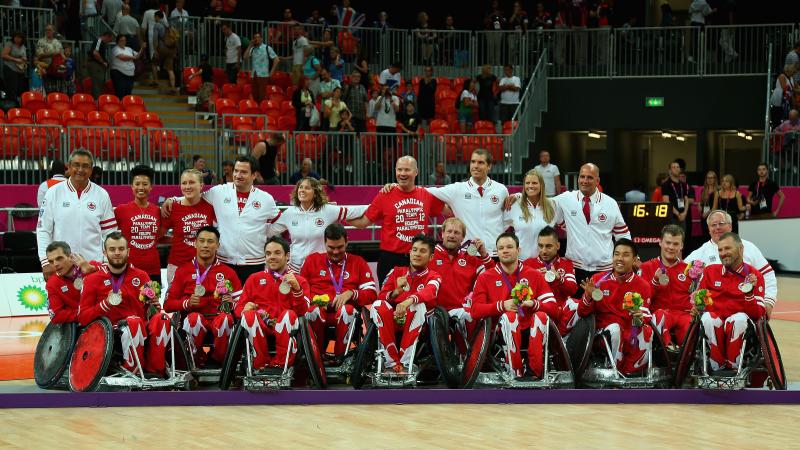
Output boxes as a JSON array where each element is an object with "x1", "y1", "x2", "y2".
[{"x1": 772, "y1": 310, "x2": 800, "y2": 315}]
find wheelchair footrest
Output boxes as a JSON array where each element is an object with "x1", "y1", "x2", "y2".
[
  {"x1": 475, "y1": 370, "x2": 575, "y2": 389},
  {"x1": 581, "y1": 367, "x2": 672, "y2": 389},
  {"x1": 101, "y1": 370, "x2": 194, "y2": 390},
  {"x1": 242, "y1": 367, "x2": 294, "y2": 391},
  {"x1": 368, "y1": 365, "x2": 419, "y2": 388},
  {"x1": 692, "y1": 369, "x2": 751, "y2": 390},
  {"x1": 191, "y1": 368, "x2": 222, "y2": 384}
]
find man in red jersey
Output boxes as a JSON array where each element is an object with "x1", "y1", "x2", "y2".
[
  {"x1": 301, "y1": 224, "x2": 378, "y2": 359},
  {"x1": 697, "y1": 232, "x2": 766, "y2": 371},
  {"x1": 44, "y1": 241, "x2": 99, "y2": 323},
  {"x1": 524, "y1": 226, "x2": 578, "y2": 337},
  {"x1": 349, "y1": 156, "x2": 445, "y2": 284},
  {"x1": 373, "y1": 234, "x2": 441, "y2": 374},
  {"x1": 471, "y1": 232, "x2": 557, "y2": 379},
  {"x1": 114, "y1": 165, "x2": 163, "y2": 284},
  {"x1": 639, "y1": 225, "x2": 693, "y2": 349},
  {"x1": 164, "y1": 226, "x2": 242, "y2": 366},
  {"x1": 78, "y1": 232, "x2": 172, "y2": 377},
  {"x1": 234, "y1": 236, "x2": 311, "y2": 369},
  {"x1": 577, "y1": 239, "x2": 654, "y2": 376}
]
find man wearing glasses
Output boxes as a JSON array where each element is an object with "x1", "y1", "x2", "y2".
[
  {"x1": 37, "y1": 149, "x2": 118, "y2": 281},
  {"x1": 686, "y1": 210, "x2": 777, "y2": 318}
]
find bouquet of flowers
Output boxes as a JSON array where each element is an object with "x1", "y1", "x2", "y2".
[
  {"x1": 511, "y1": 283, "x2": 532, "y2": 317},
  {"x1": 257, "y1": 309, "x2": 277, "y2": 327},
  {"x1": 312, "y1": 294, "x2": 331, "y2": 307},
  {"x1": 622, "y1": 292, "x2": 644, "y2": 345},
  {"x1": 693, "y1": 289, "x2": 713, "y2": 313},
  {"x1": 138, "y1": 281, "x2": 161, "y2": 319},
  {"x1": 685, "y1": 260, "x2": 704, "y2": 292},
  {"x1": 394, "y1": 314, "x2": 406, "y2": 326},
  {"x1": 215, "y1": 279, "x2": 234, "y2": 313}
]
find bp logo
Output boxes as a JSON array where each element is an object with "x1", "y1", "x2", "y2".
[{"x1": 17, "y1": 285, "x2": 47, "y2": 311}]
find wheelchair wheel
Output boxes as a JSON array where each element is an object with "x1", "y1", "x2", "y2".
[
  {"x1": 546, "y1": 318, "x2": 573, "y2": 373},
  {"x1": 299, "y1": 317, "x2": 327, "y2": 389},
  {"x1": 349, "y1": 322, "x2": 377, "y2": 389},
  {"x1": 566, "y1": 315, "x2": 595, "y2": 381},
  {"x1": 34, "y1": 322, "x2": 76, "y2": 389},
  {"x1": 673, "y1": 319, "x2": 701, "y2": 387},
  {"x1": 756, "y1": 319, "x2": 787, "y2": 390},
  {"x1": 219, "y1": 323, "x2": 247, "y2": 390},
  {"x1": 428, "y1": 307, "x2": 460, "y2": 388},
  {"x1": 650, "y1": 323, "x2": 673, "y2": 378},
  {"x1": 69, "y1": 317, "x2": 114, "y2": 392},
  {"x1": 460, "y1": 318, "x2": 492, "y2": 389}
]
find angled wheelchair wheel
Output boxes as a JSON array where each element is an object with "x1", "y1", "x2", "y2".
[
  {"x1": 650, "y1": 323, "x2": 673, "y2": 378},
  {"x1": 349, "y1": 322, "x2": 377, "y2": 389},
  {"x1": 69, "y1": 317, "x2": 114, "y2": 392},
  {"x1": 566, "y1": 315, "x2": 595, "y2": 381},
  {"x1": 219, "y1": 323, "x2": 247, "y2": 390},
  {"x1": 673, "y1": 319, "x2": 701, "y2": 387},
  {"x1": 546, "y1": 318, "x2": 573, "y2": 373},
  {"x1": 460, "y1": 318, "x2": 492, "y2": 389},
  {"x1": 170, "y1": 313, "x2": 193, "y2": 372},
  {"x1": 756, "y1": 318, "x2": 787, "y2": 390},
  {"x1": 428, "y1": 307, "x2": 460, "y2": 388},
  {"x1": 34, "y1": 322, "x2": 76, "y2": 389},
  {"x1": 299, "y1": 317, "x2": 327, "y2": 389}
]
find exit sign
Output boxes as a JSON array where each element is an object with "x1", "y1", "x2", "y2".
[{"x1": 645, "y1": 97, "x2": 665, "y2": 107}]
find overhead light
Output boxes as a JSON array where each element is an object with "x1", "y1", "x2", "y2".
[
  {"x1": 661, "y1": 131, "x2": 673, "y2": 138},
  {"x1": 745, "y1": 135, "x2": 753, "y2": 140},
  {"x1": 588, "y1": 132, "x2": 601, "y2": 139},
  {"x1": 737, "y1": 131, "x2": 746, "y2": 137},
  {"x1": 676, "y1": 135, "x2": 686, "y2": 141}
]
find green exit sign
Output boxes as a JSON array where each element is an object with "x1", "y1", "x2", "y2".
[{"x1": 645, "y1": 97, "x2": 665, "y2": 107}]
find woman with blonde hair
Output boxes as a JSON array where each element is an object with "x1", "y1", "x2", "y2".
[
  {"x1": 712, "y1": 173, "x2": 745, "y2": 233},
  {"x1": 267, "y1": 177, "x2": 367, "y2": 272},
  {"x1": 699, "y1": 170, "x2": 719, "y2": 239},
  {"x1": 502, "y1": 169, "x2": 556, "y2": 259},
  {"x1": 162, "y1": 168, "x2": 216, "y2": 283}
]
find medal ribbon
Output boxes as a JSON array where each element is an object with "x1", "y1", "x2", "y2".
[
  {"x1": 269, "y1": 269, "x2": 287, "y2": 283},
  {"x1": 730, "y1": 265, "x2": 751, "y2": 281},
  {"x1": 327, "y1": 255, "x2": 347, "y2": 295},
  {"x1": 193, "y1": 258, "x2": 213, "y2": 288},
  {"x1": 458, "y1": 240, "x2": 474, "y2": 253},
  {"x1": 499, "y1": 263, "x2": 522, "y2": 296},
  {"x1": 109, "y1": 267, "x2": 127, "y2": 294},
  {"x1": 71, "y1": 265, "x2": 82, "y2": 283}
]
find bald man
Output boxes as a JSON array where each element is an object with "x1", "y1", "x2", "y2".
[{"x1": 553, "y1": 163, "x2": 631, "y2": 295}]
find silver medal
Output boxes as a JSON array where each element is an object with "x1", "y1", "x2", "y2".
[
  {"x1": 194, "y1": 284, "x2": 206, "y2": 296},
  {"x1": 107, "y1": 291, "x2": 122, "y2": 306},
  {"x1": 466, "y1": 244, "x2": 479, "y2": 257},
  {"x1": 544, "y1": 270, "x2": 556, "y2": 283},
  {"x1": 739, "y1": 282, "x2": 753, "y2": 294},
  {"x1": 73, "y1": 277, "x2": 83, "y2": 290},
  {"x1": 658, "y1": 274, "x2": 669, "y2": 286},
  {"x1": 591, "y1": 288, "x2": 604, "y2": 301},
  {"x1": 403, "y1": 283, "x2": 410, "y2": 292},
  {"x1": 279, "y1": 281, "x2": 291, "y2": 295}
]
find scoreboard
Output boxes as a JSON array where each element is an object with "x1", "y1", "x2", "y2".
[{"x1": 618, "y1": 202, "x2": 671, "y2": 247}]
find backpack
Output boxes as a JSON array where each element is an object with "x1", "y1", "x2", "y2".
[{"x1": 164, "y1": 26, "x2": 180, "y2": 47}]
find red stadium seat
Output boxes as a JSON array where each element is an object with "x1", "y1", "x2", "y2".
[
  {"x1": 277, "y1": 115, "x2": 296, "y2": 131},
  {"x1": 87, "y1": 111, "x2": 112, "y2": 126},
  {"x1": 0, "y1": 125, "x2": 21, "y2": 158},
  {"x1": 239, "y1": 99, "x2": 261, "y2": 115},
  {"x1": 452, "y1": 77, "x2": 467, "y2": 91},
  {"x1": 71, "y1": 93, "x2": 96, "y2": 115},
  {"x1": 212, "y1": 68, "x2": 228, "y2": 89},
  {"x1": 502, "y1": 120, "x2": 519, "y2": 135},
  {"x1": 137, "y1": 112, "x2": 163, "y2": 128},
  {"x1": 98, "y1": 94, "x2": 122, "y2": 115},
  {"x1": 236, "y1": 71, "x2": 251, "y2": 86},
  {"x1": 182, "y1": 67, "x2": 198, "y2": 84},
  {"x1": 366, "y1": 118, "x2": 377, "y2": 132},
  {"x1": 241, "y1": 83, "x2": 252, "y2": 100},
  {"x1": 7, "y1": 108, "x2": 33, "y2": 125},
  {"x1": 0, "y1": 110, "x2": 4, "y2": 120},
  {"x1": 293, "y1": 133, "x2": 324, "y2": 160},
  {"x1": 21, "y1": 91, "x2": 47, "y2": 113},
  {"x1": 230, "y1": 115, "x2": 255, "y2": 130},
  {"x1": 270, "y1": 72, "x2": 292, "y2": 91},
  {"x1": 429, "y1": 119, "x2": 450, "y2": 135},
  {"x1": 214, "y1": 98, "x2": 238, "y2": 127},
  {"x1": 473, "y1": 120, "x2": 495, "y2": 134},
  {"x1": 285, "y1": 85, "x2": 296, "y2": 101},
  {"x1": 47, "y1": 92, "x2": 71, "y2": 113},
  {"x1": 149, "y1": 129, "x2": 180, "y2": 159},
  {"x1": 62, "y1": 110, "x2": 86, "y2": 127},
  {"x1": 106, "y1": 128, "x2": 141, "y2": 160},
  {"x1": 265, "y1": 85, "x2": 284, "y2": 96},
  {"x1": 279, "y1": 100, "x2": 294, "y2": 115},
  {"x1": 122, "y1": 95, "x2": 146, "y2": 114},
  {"x1": 184, "y1": 68, "x2": 202, "y2": 94},
  {"x1": 21, "y1": 126, "x2": 56, "y2": 158},
  {"x1": 482, "y1": 136, "x2": 505, "y2": 161},
  {"x1": 113, "y1": 111, "x2": 138, "y2": 127},
  {"x1": 81, "y1": 77, "x2": 93, "y2": 94},
  {"x1": 35, "y1": 109, "x2": 62, "y2": 126},
  {"x1": 221, "y1": 84, "x2": 242, "y2": 103}
]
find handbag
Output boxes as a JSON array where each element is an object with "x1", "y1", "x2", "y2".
[{"x1": 309, "y1": 106, "x2": 321, "y2": 127}]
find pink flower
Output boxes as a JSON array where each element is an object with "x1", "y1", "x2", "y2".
[
  {"x1": 216, "y1": 281, "x2": 229, "y2": 295},
  {"x1": 142, "y1": 287, "x2": 155, "y2": 298}
]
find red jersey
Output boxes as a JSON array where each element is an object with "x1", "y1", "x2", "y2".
[
  {"x1": 639, "y1": 258, "x2": 693, "y2": 312},
  {"x1": 164, "y1": 258, "x2": 242, "y2": 315},
  {"x1": 378, "y1": 267, "x2": 441, "y2": 309},
  {"x1": 234, "y1": 269, "x2": 310, "y2": 320},
  {"x1": 471, "y1": 262, "x2": 557, "y2": 325},
  {"x1": 577, "y1": 271, "x2": 653, "y2": 330},
  {"x1": 363, "y1": 187, "x2": 444, "y2": 253},
  {"x1": 78, "y1": 264, "x2": 151, "y2": 326},
  {"x1": 115, "y1": 202, "x2": 162, "y2": 276},
  {"x1": 300, "y1": 252, "x2": 378, "y2": 307},
  {"x1": 698, "y1": 263, "x2": 766, "y2": 320},
  {"x1": 429, "y1": 245, "x2": 493, "y2": 310},
  {"x1": 524, "y1": 256, "x2": 578, "y2": 306},
  {"x1": 163, "y1": 199, "x2": 216, "y2": 266}
]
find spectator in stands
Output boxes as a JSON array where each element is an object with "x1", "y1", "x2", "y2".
[
  {"x1": 306, "y1": 9, "x2": 327, "y2": 27},
  {"x1": 290, "y1": 25, "x2": 310, "y2": 85},
  {"x1": 476, "y1": 64, "x2": 498, "y2": 122},
  {"x1": 342, "y1": 71, "x2": 368, "y2": 133},
  {"x1": 338, "y1": 108, "x2": 355, "y2": 132},
  {"x1": 484, "y1": 0, "x2": 507, "y2": 66},
  {"x1": 101, "y1": 0, "x2": 123, "y2": 27},
  {"x1": 747, "y1": 163, "x2": 784, "y2": 219},
  {"x1": 498, "y1": 64, "x2": 521, "y2": 123},
  {"x1": 152, "y1": 11, "x2": 179, "y2": 94},
  {"x1": 776, "y1": 109, "x2": 800, "y2": 133},
  {"x1": 651, "y1": 172, "x2": 667, "y2": 202},
  {"x1": 219, "y1": 160, "x2": 234, "y2": 184},
  {"x1": 533, "y1": 150, "x2": 561, "y2": 197},
  {"x1": 367, "y1": 88, "x2": 379, "y2": 119},
  {"x1": 302, "y1": 45, "x2": 322, "y2": 98},
  {"x1": 415, "y1": 12, "x2": 437, "y2": 66},
  {"x1": 171, "y1": 0, "x2": 189, "y2": 19},
  {"x1": 1, "y1": 31, "x2": 28, "y2": 102},
  {"x1": 245, "y1": 32, "x2": 279, "y2": 103},
  {"x1": 416, "y1": 66, "x2": 436, "y2": 128},
  {"x1": 354, "y1": 56, "x2": 372, "y2": 90},
  {"x1": 687, "y1": 0, "x2": 714, "y2": 63},
  {"x1": 292, "y1": 77, "x2": 315, "y2": 131},
  {"x1": 375, "y1": 85, "x2": 400, "y2": 151},
  {"x1": 277, "y1": 8, "x2": 299, "y2": 44},
  {"x1": 289, "y1": 158, "x2": 327, "y2": 185},
  {"x1": 458, "y1": 78, "x2": 478, "y2": 133},
  {"x1": 90, "y1": 165, "x2": 103, "y2": 184},
  {"x1": 62, "y1": 44, "x2": 76, "y2": 95},
  {"x1": 87, "y1": 31, "x2": 114, "y2": 99},
  {"x1": 378, "y1": 61, "x2": 403, "y2": 94},
  {"x1": 712, "y1": 174, "x2": 745, "y2": 233},
  {"x1": 324, "y1": 86, "x2": 347, "y2": 131},
  {"x1": 624, "y1": 182, "x2": 647, "y2": 203},
  {"x1": 699, "y1": 170, "x2": 719, "y2": 239},
  {"x1": 373, "y1": 11, "x2": 391, "y2": 30},
  {"x1": 312, "y1": 28, "x2": 335, "y2": 70},
  {"x1": 772, "y1": 64, "x2": 797, "y2": 123},
  {"x1": 110, "y1": 34, "x2": 146, "y2": 98},
  {"x1": 193, "y1": 155, "x2": 216, "y2": 184},
  {"x1": 114, "y1": 5, "x2": 141, "y2": 51},
  {"x1": 784, "y1": 41, "x2": 800, "y2": 85},
  {"x1": 191, "y1": 55, "x2": 214, "y2": 111},
  {"x1": 79, "y1": 0, "x2": 98, "y2": 42},
  {"x1": 428, "y1": 161, "x2": 451, "y2": 185},
  {"x1": 319, "y1": 68, "x2": 341, "y2": 101},
  {"x1": 35, "y1": 24, "x2": 67, "y2": 94},
  {"x1": 533, "y1": 2, "x2": 553, "y2": 29},
  {"x1": 507, "y1": 1, "x2": 528, "y2": 63},
  {"x1": 328, "y1": 47, "x2": 344, "y2": 82},
  {"x1": 661, "y1": 159, "x2": 691, "y2": 232},
  {"x1": 399, "y1": 102, "x2": 421, "y2": 154},
  {"x1": 142, "y1": 3, "x2": 169, "y2": 62},
  {"x1": 220, "y1": 22, "x2": 242, "y2": 84},
  {"x1": 252, "y1": 133, "x2": 286, "y2": 185},
  {"x1": 37, "y1": 159, "x2": 68, "y2": 208}
]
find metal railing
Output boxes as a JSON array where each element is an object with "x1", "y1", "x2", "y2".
[
  {"x1": 763, "y1": 44, "x2": 774, "y2": 160},
  {"x1": 169, "y1": 15, "x2": 204, "y2": 70},
  {"x1": 509, "y1": 49, "x2": 548, "y2": 177},
  {"x1": 765, "y1": 132, "x2": 800, "y2": 186},
  {"x1": 202, "y1": 17, "x2": 262, "y2": 73},
  {"x1": 0, "y1": 5, "x2": 55, "y2": 41}
]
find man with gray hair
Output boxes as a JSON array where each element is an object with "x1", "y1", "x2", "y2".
[
  {"x1": 686, "y1": 209, "x2": 777, "y2": 317},
  {"x1": 44, "y1": 241, "x2": 99, "y2": 323},
  {"x1": 37, "y1": 149, "x2": 117, "y2": 281}
]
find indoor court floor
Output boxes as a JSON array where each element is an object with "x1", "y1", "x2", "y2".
[{"x1": 1, "y1": 276, "x2": 799, "y2": 448}]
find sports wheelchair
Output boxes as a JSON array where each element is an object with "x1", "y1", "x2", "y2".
[
  {"x1": 349, "y1": 307, "x2": 461, "y2": 389},
  {"x1": 34, "y1": 322, "x2": 77, "y2": 390},
  {"x1": 460, "y1": 316, "x2": 575, "y2": 389},
  {"x1": 673, "y1": 317, "x2": 786, "y2": 390}
]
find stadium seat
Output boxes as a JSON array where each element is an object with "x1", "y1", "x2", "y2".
[
  {"x1": 473, "y1": 120, "x2": 496, "y2": 134},
  {"x1": 0, "y1": 125, "x2": 21, "y2": 158},
  {"x1": 21, "y1": 91, "x2": 47, "y2": 113},
  {"x1": 122, "y1": 95, "x2": 146, "y2": 113},
  {"x1": 214, "y1": 98, "x2": 238, "y2": 127},
  {"x1": 270, "y1": 72, "x2": 292, "y2": 91},
  {"x1": 7, "y1": 108, "x2": 34, "y2": 125},
  {"x1": 237, "y1": 71, "x2": 251, "y2": 87},
  {"x1": 149, "y1": 129, "x2": 180, "y2": 159},
  {"x1": 294, "y1": 133, "x2": 324, "y2": 160},
  {"x1": 265, "y1": 85, "x2": 284, "y2": 96},
  {"x1": 230, "y1": 115, "x2": 255, "y2": 131},
  {"x1": 137, "y1": 112, "x2": 163, "y2": 128},
  {"x1": 71, "y1": 93, "x2": 96, "y2": 115},
  {"x1": 452, "y1": 77, "x2": 467, "y2": 90},
  {"x1": 277, "y1": 115, "x2": 296, "y2": 131},
  {"x1": 34, "y1": 109, "x2": 62, "y2": 126},
  {"x1": 268, "y1": 92, "x2": 286, "y2": 104},
  {"x1": 241, "y1": 83, "x2": 252, "y2": 100},
  {"x1": 366, "y1": 118, "x2": 377, "y2": 132},
  {"x1": 184, "y1": 68, "x2": 202, "y2": 94},
  {"x1": 222, "y1": 84, "x2": 242, "y2": 103},
  {"x1": 47, "y1": 92, "x2": 71, "y2": 113},
  {"x1": 212, "y1": 68, "x2": 228, "y2": 89},
  {"x1": 106, "y1": 128, "x2": 141, "y2": 160},
  {"x1": 81, "y1": 77, "x2": 93, "y2": 95},
  {"x1": 279, "y1": 100, "x2": 294, "y2": 115},
  {"x1": 113, "y1": 111, "x2": 138, "y2": 128},
  {"x1": 62, "y1": 110, "x2": 87, "y2": 127},
  {"x1": 87, "y1": 111, "x2": 112, "y2": 126},
  {"x1": 429, "y1": 119, "x2": 450, "y2": 135},
  {"x1": 98, "y1": 94, "x2": 122, "y2": 115},
  {"x1": 502, "y1": 120, "x2": 519, "y2": 135},
  {"x1": 285, "y1": 85, "x2": 296, "y2": 101},
  {"x1": 239, "y1": 99, "x2": 261, "y2": 115}
]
